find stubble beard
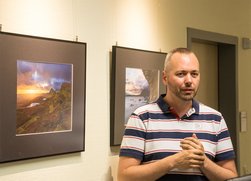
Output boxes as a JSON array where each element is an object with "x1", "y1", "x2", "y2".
[{"x1": 176, "y1": 88, "x2": 198, "y2": 101}]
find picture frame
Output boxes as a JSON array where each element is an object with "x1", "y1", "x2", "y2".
[
  {"x1": 110, "y1": 46, "x2": 167, "y2": 146},
  {"x1": 0, "y1": 32, "x2": 86, "y2": 163}
]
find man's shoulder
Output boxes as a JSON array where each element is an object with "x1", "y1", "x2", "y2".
[
  {"x1": 197, "y1": 102, "x2": 222, "y2": 116},
  {"x1": 134, "y1": 102, "x2": 161, "y2": 115}
]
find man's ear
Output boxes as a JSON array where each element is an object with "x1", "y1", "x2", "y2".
[{"x1": 162, "y1": 70, "x2": 168, "y2": 85}]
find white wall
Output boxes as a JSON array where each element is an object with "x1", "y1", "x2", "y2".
[{"x1": 0, "y1": 0, "x2": 251, "y2": 180}]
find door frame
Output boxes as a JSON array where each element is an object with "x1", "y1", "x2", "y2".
[{"x1": 187, "y1": 27, "x2": 239, "y2": 171}]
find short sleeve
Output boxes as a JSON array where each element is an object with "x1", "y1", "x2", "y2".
[
  {"x1": 215, "y1": 117, "x2": 235, "y2": 162},
  {"x1": 119, "y1": 113, "x2": 146, "y2": 161}
]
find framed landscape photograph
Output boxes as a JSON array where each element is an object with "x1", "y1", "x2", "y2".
[
  {"x1": 0, "y1": 32, "x2": 86, "y2": 162},
  {"x1": 110, "y1": 46, "x2": 167, "y2": 146}
]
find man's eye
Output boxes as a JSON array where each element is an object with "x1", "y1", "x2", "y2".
[
  {"x1": 191, "y1": 72, "x2": 199, "y2": 77},
  {"x1": 176, "y1": 72, "x2": 185, "y2": 77}
]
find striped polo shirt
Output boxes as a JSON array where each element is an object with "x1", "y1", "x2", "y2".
[{"x1": 120, "y1": 94, "x2": 235, "y2": 180}]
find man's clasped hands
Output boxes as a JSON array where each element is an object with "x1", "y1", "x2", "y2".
[{"x1": 176, "y1": 133, "x2": 207, "y2": 169}]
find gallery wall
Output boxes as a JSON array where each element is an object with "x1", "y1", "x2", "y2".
[{"x1": 0, "y1": 0, "x2": 251, "y2": 180}]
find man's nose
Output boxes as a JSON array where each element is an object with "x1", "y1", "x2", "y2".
[{"x1": 184, "y1": 74, "x2": 192, "y2": 83}]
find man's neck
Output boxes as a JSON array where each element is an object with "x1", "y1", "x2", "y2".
[{"x1": 164, "y1": 94, "x2": 193, "y2": 118}]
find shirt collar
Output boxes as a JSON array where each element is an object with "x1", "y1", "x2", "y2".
[{"x1": 156, "y1": 94, "x2": 200, "y2": 116}]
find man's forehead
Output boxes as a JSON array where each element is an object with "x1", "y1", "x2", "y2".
[
  {"x1": 170, "y1": 53, "x2": 199, "y2": 68},
  {"x1": 171, "y1": 60, "x2": 199, "y2": 70}
]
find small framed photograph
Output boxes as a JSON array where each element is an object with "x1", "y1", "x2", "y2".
[
  {"x1": 0, "y1": 32, "x2": 86, "y2": 162},
  {"x1": 110, "y1": 46, "x2": 167, "y2": 145}
]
